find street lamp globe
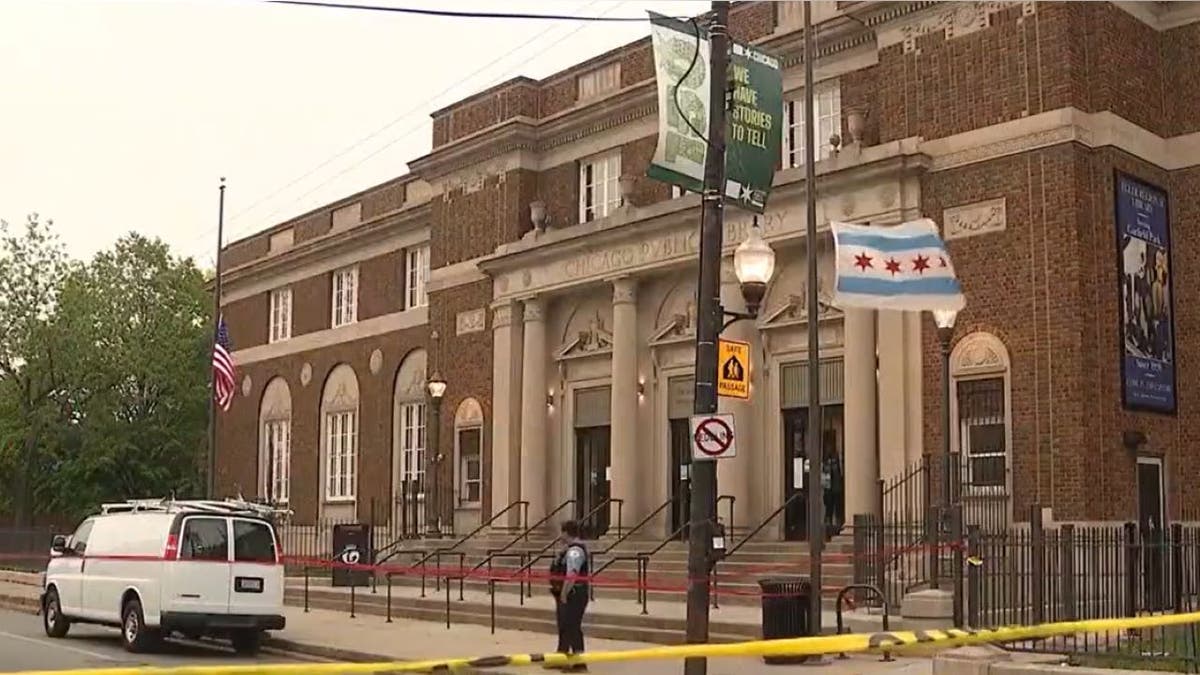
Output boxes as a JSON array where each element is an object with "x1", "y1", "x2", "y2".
[
  {"x1": 427, "y1": 372, "x2": 448, "y2": 399},
  {"x1": 733, "y1": 224, "x2": 776, "y2": 316},
  {"x1": 932, "y1": 308, "x2": 959, "y2": 330}
]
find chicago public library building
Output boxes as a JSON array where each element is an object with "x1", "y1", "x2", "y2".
[{"x1": 214, "y1": 1, "x2": 1200, "y2": 543}]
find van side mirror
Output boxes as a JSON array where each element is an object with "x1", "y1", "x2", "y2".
[{"x1": 50, "y1": 535, "x2": 67, "y2": 555}]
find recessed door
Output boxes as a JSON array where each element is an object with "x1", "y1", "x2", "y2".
[
  {"x1": 669, "y1": 418, "x2": 692, "y2": 537},
  {"x1": 783, "y1": 410, "x2": 809, "y2": 541},
  {"x1": 575, "y1": 426, "x2": 612, "y2": 538},
  {"x1": 1137, "y1": 456, "x2": 1167, "y2": 611}
]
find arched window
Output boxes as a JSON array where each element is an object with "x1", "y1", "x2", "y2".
[
  {"x1": 321, "y1": 364, "x2": 360, "y2": 504},
  {"x1": 259, "y1": 377, "x2": 292, "y2": 504},
  {"x1": 950, "y1": 332, "x2": 1012, "y2": 493},
  {"x1": 394, "y1": 350, "x2": 427, "y2": 497},
  {"x1": 454, "y1": 398, "x2": 485, "y2": 507}
]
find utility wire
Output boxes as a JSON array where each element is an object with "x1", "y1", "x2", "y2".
[
  {"x1": 267, "y1": 0, "x2": 671, "y2": 22},
  {"x1": 245, "y1": 0, "x2": 629, "y2": 231},
  {"x1": 185, "y1": 0, "x2": 609, "y2": 255}
]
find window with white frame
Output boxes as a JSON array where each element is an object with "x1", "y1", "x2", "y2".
[
  {"x1": 405, "y1": 245, "x2": 429, "y2": 310},
  {"x1": 671, "y1": 185, "x2": 686, "y2": 200},
  {"x1": 782, "y1": 80, "x2": 842, "y2": 168},
  {"x1": 577, "y1": 62, "x2": 620, "y2": 101},
  {"x1": 263, "y1": 419, "x2": 290, "y2": 503},
  {"x1": 325, "y1": 410, "x2": 358, "y2": 500},
  {"x1": 956, "y1": 377, "x2": 1007, "y2": 489},
  {"x1": 579, "y1": 151, "x2": 621, "y2": 223},
  {"x1": 399, "y1": 402, "x2": 426, "y2": 491},
  {"x1": 458, "y1": 428, "x2": 482, "y2": 506},
  {"x1": 269, "y1": 288, "x2": 292, "y2": 343},
  {"x1": 331, "y1": 266, "x2": 358, "y2": 327}
]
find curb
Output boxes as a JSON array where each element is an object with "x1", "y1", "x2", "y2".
[{"x1": 0, "y1": 592, "x2": 40, "y2": 615}]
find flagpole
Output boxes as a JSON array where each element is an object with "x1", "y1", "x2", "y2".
[{"x1": 207, "y1": 177, "x2": 227, "y2": 500}]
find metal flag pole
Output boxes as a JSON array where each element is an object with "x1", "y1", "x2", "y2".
[
  {"x1": 802, "y1": 0, "x2": 826, "y2": 636},
  {"x1": 206, "y1": 177, "x2": 227, "y2": 500}
]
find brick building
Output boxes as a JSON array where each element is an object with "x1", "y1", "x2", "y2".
[{"x1": 215, "y1": 0, "x2": 1200, "y2": 540}]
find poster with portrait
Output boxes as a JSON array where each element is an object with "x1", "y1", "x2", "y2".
[{"x1": 1116, "y1": 172, "x2": 1176, "y2": 414}]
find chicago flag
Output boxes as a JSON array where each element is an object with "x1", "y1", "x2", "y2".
[{"x1": 830, "y1": 218, "x2": 965, "y2": 312}]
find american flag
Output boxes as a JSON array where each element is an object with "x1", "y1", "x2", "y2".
[{"x1": 213, "y1": 315, "x2": 237, "y2": 411}]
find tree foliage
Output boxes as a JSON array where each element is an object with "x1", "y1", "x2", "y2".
[{"x1": 0, "y1": 218, "x2": 211, "y2": 524}]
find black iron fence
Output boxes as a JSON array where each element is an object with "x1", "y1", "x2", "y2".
[{"x1": 0, "y1": 525, "x2": 54, "y2": 570}]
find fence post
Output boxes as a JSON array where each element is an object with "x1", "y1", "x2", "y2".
[
  {"x1": 1124, "y1": 521, "x2": 1138, "y2": 617},
  {"x1": 927, "y1": 505, "x2": 940, "y2": 590},
  {"x1": 370, "y1": 497, "x2": 378, "y2": 594},
  {"x1": 1060, "y1": 524, "x2": 1076, "y2": 621},
  {"x1": 1030, "y1": 504, "x2": 1044, "y2": 625},
  {"x1": 1171, "y1": 522, "x2": 1184, "y2": 614},
  {"x1": 951, "y1": 505, "x2": 964, "y2": 627},
  {"x1": 966, "y1": 525, "x2": 981, "y2": 628}
]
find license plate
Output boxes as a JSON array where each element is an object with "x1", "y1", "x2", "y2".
[{"x1": 234, "y1": 576, "x2": 264, "y2": 593}]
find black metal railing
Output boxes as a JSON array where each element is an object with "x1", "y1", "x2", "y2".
[
  {"x1": 598, "y1": 497, "x2": 675, "y2": 556},
  {"x1": 964, "y1": 515, "x2": 1200, "y2": 671},
  {"x1": 0, "y1": 525, "x2": 53, "y2": 571},
  {"x1": 710, "y1": 490, "x2": 804, "y2": 608}
]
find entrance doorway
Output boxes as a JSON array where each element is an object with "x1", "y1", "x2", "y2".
[
  {"x1": 1137, "y1": 456, "x2": 1167, "y2": 610},
  {"x1": 782, "y1": 405, "x2": 845, "y2": 541},
  {"x1": 669, "y1": 418, "x2": 692, "y2": 536},
  {"x1": 575, "y1": 427, "x2": 612, "y2": 538}
]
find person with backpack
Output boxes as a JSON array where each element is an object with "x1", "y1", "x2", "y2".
[{"x1": 548, "y1": 519, "x2": 589, "y2": 672}]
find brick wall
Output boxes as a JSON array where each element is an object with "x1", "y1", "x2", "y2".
[
  {"x1": 358, "y1": 250, "x2": 404, "y2": 320},
  {"x1": 223, "y1": 293, "x2": 269, "y2": 351},
  {"x1": 215, "y1": 326, "x2": 427, "y2": 524}
]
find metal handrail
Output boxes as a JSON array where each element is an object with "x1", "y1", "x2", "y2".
[
  {"x1": 638, "y1": 521, "x2": 689, "y2": 558},
  {"x1": 578, "y1": 497, "x2": 622, "y2": 538},
  {"x1": 599, "y1": 497, "x2": 675, "y2": 555},
  {"x1": 723, "y1": 490, "x2": 803, "y2": 559},
  {"x1": 716, "y1": 494, "x2": 736, "y2": 536},
  {"x1": 493, "y1": 498, "x2": 576, "y2": 554},
  {"x1": 388, "y1": 498, "x2": 527, "y2": 567}
]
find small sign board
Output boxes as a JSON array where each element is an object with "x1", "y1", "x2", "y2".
[
  {"x1": 690, "y1": 413, "x2": 738, "y2": 461},
  {"x1": 717, "y1": 339, "x2": 750, "y2": 399},
  {"x1": 331, "y1": 523, "x2": 372, "y2": 588}
]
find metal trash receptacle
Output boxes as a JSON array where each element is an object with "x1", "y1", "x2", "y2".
[{"x1": 758, "y1": 576, "x2": 812, "y2": 665}]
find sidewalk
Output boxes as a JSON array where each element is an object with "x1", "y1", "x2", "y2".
[{"x1": 0, "y1": 577, "x2": 929, "y2": 674}]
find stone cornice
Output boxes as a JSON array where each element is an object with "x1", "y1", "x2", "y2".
[{"x1": 221, "y1": 203, "x2": 430, "y2": 292}]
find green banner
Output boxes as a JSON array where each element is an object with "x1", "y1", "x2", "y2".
[{"x1": 646, "y1": 12, "x2": 783, "y2": 214}]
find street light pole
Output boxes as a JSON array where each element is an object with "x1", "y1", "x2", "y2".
[
  {"x1": 426, "y1": 371, "x2": 448, "y2": 535},
  {"x1": 684, "y1": 3, "x2": 729, "y2": 674},
  {"x1": 802, "y1": 0, "x2": 825, "y2": 635}
]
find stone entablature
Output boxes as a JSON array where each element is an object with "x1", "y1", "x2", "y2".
[{"x1": 478, "y1": 138, "x2": 926, "y2": 301}]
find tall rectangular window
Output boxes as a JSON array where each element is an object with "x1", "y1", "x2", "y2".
[
  {"x1": 264, "y1": 420, "x2": 290, "y2": 503},
  {"x1": 399, "y1": 402, "x2": 426, "y2": 491},
  {"x1": 459, "y1": 429, "x2": 482, "y2": 505},
  {"x1": 579, "y1": 151, "x2": 621, "y2": 223},
  {"x1": 269, "y1": 288, "x2": 292, "y2": 343},
  {"x1": 405, "y1": 245, "x2": 430, "y2": 310},
  {"x1": 782, "y1": 81, "x2": 842, "y2": 168},
  {"x1": 331, "y1": 266, "x2": 358, "y2": 328},
  {"x1": 956, "y1": 378, "x2": 1007, "y2": 489},
  {"x1": 325, "y1": 410, "x2": 357, "y2": 500}
]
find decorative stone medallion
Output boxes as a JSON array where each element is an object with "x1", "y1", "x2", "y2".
[
  {"x1": 369, "y1": 349, "x2": 384, "y2": 375},
  {"x1": 300, "y1": 363, "x2": 313, "y2": 387},
  {"x1": 456, "y1": 308, "x2": 486, "y2": 336},
  {"x1": 944, "y1": 198, "x2": 1006, "y2": 241},
  {"x1": 241, "y1": 375, "x2": 252, "y2": 397}
]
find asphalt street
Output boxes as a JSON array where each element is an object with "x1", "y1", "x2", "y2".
[{"x1": 0, "y1": 609, "x2": 307, "y2": 672}]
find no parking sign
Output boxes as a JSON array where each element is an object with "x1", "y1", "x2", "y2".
[{"x1": 689, "y1": 413, "x2": 738, "y2": 461}]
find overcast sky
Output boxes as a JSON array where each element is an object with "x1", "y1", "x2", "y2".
[{"x1": 0, "y1": 0, "x2": 708, "y2": 268}]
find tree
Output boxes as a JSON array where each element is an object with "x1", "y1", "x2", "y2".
[
  {"x1": 47, "y1": 234, "x2": 211, "y2": 516},
  {"x1": 0, "y1": 214, "x2": 70, "y2": 525}
]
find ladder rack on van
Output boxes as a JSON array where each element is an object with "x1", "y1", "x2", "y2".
[{"x1": 100, "y1": 497, "x2": 292, "y2": 521}]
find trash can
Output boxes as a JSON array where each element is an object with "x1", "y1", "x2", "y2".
[{"x1": 758, "y1": 576, "x2": 812, "y2": 665}]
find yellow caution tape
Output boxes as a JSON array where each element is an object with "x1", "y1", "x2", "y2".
[{"x1": 13, "y1": 610, "x2": 1200, "y2": 675}]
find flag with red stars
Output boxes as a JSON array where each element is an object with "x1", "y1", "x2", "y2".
[{"x1": 831, "y1": 218, "x2": 965, "y2": 312}]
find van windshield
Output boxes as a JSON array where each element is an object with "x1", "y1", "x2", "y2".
[{"x1": 233, "y1": 520, "x2": 276, "y2": 563}]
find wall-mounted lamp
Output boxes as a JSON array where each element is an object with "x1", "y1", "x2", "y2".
[
  {"x1": 637, "y1": 381, "x2": 645, "y2": 398},
  {"x1": 1123, "y1": 430, "x2": 1147, "y2": 453},
  {"x1": 530, "y1": 200, "x2": 549, "y2": 232},
  {"x1": 546, "y1": 392, "x2": 555, "y2": 409}
]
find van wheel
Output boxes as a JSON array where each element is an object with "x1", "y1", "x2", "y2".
[
  {"x1": 120, "y1": 597, "x2": 160, "y2": 653},
  {"x1": 42, "y1": 588, "x2": 70, "y2": 638},
  {"x1": 231, "y1": 629, "x2": 262, "y2": 655}
]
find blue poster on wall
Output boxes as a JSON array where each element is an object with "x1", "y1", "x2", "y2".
[{"x1": 1115, "y1": 172, "x2": 1176, "y2": 414}]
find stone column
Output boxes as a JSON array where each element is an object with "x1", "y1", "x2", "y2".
[
  {"x1": 877, "y1": 310, "x2": 907, "y2": 485},
  {"x1": 490, "y1": 301, "x2": 523, "y2": 527},
  {"x1": 903, "y1": 311, "x2": 926, "y2": 467},
  {"x1": 519, "y1": 297, "x2": 548, "y2": 523},
  {"x1": 609, "y1": 278, "x2": 639, "y2": 529},
  {"x1": 842, "y1": 307, "x2": 879, "y2": 520},
  {"x1": 717, "y1": 260, "x2": 753, "y2": 532}
]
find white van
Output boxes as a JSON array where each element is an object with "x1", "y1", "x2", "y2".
[{"x1": 41, "y1": 498, "x2": 286, "y2": 654}]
